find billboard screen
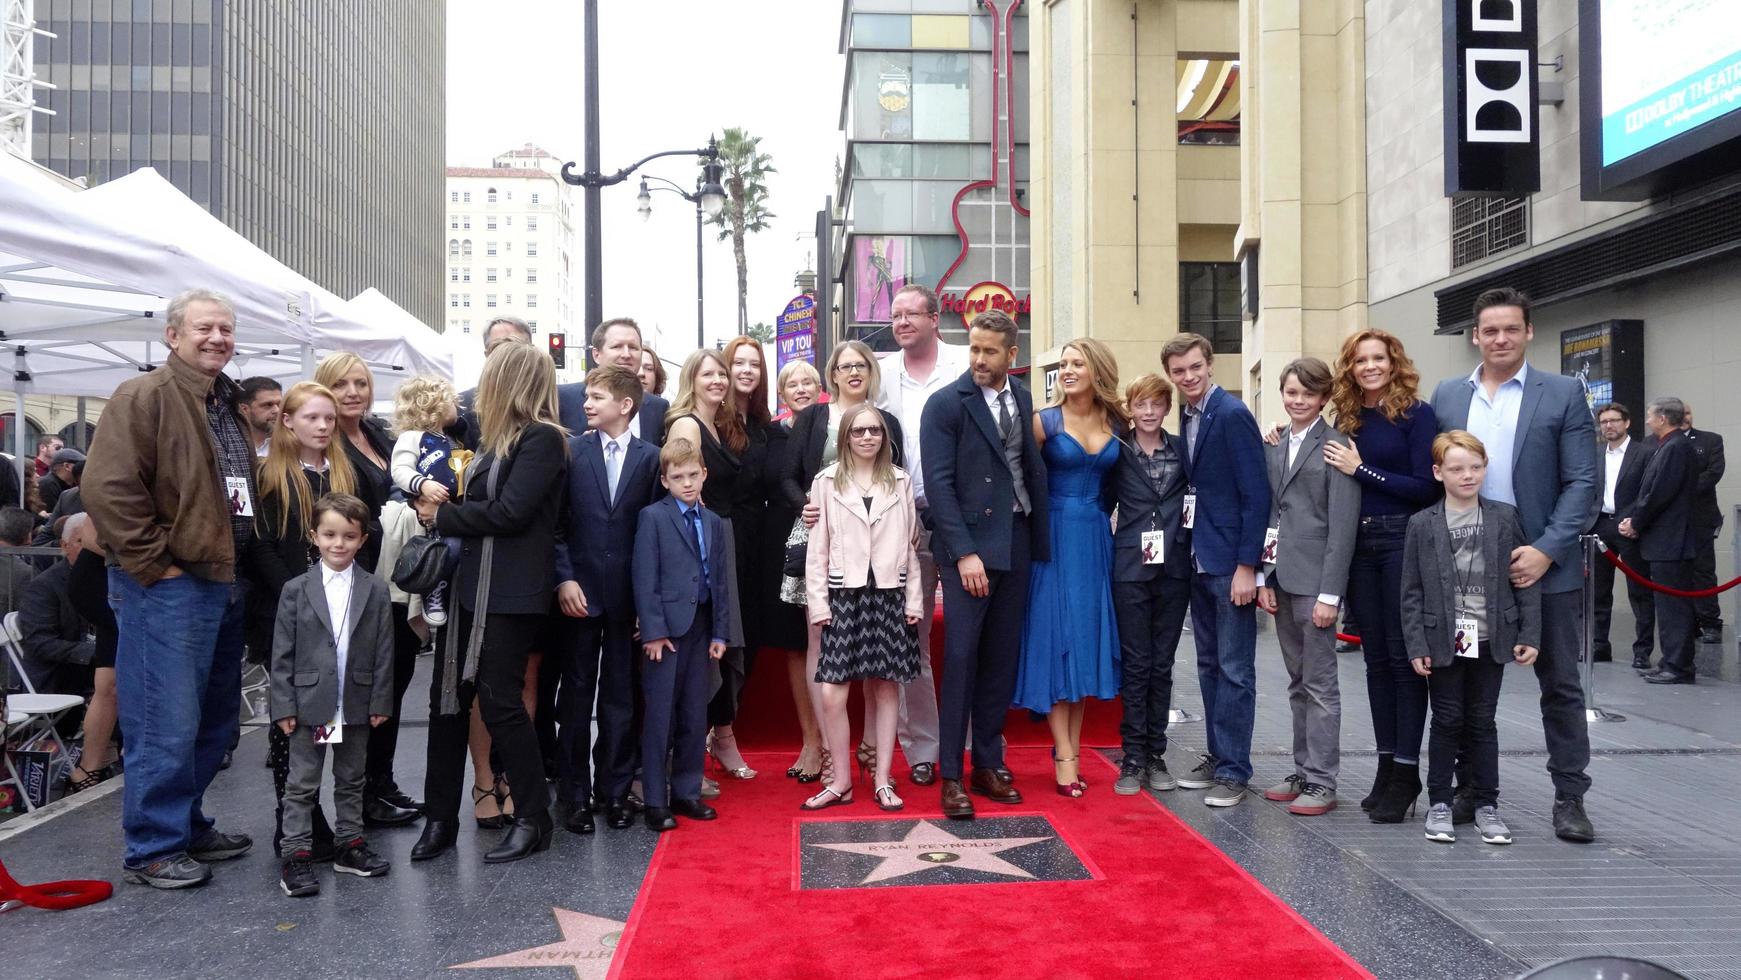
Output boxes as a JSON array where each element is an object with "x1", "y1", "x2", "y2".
[
  {"x1": 1599, "y1": 0, "x2": 1741, "y2": 165},
  {"x1": 1582, "y1": 0, "x2": 1741, "y2": 198}
]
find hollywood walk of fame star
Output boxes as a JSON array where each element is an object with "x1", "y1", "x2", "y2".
[
  {"x1": 810, "y1": 819, "x2": 1054, "y2": 884},
  {"x1": 449, "y1": 908, "x2": 625, "y2": 979}
]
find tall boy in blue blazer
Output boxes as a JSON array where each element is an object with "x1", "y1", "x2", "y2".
[
  {"x1": 632, "y1": 438, "x2": 730, "y2": 832},
  {"x1": 1161, "y1": 333, "x2": 1271, "y2": 807},
  {"x1": 554, "y1": 365, "x2": 662, "y2": 834}
]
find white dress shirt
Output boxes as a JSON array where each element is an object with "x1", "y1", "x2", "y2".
[
  {"x1": 879, "y1": 341, "x2": 969, "y2": 508},
  {"x1": 1602, "y1": 436, "x2": 1629, "y2": 515},
  {"x1": 322, "y1": 560, "x2": 354, "y2": 729},
  {"x1": 1463, "y1": 360, "x2": 1528, "y2": 505}
]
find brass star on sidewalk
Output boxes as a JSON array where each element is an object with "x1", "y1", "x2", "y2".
[
  {"x1": 811, "y1": 819, "x2": 1053, "y2": 884},
  {"x1": 449, "y1": 908, "x2": 625, "y2": 979}
]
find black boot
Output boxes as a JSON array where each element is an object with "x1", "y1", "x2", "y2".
[
  {"x1": 1360, "y1": 754, "x2": 1394, "y2": 812},
  {"x1": 484, "y1": 809, "x2": 554, "y2": 864},
  {"x1": 410, "y1": 819, "x2": 457, "y2": 861},
  {"x1": 1367, "y1": 762, "x2": 1421, "y2": 824}
]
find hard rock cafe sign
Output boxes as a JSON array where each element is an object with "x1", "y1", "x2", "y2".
[{"x1": 939, "y1": 281, "x2": 1032, "y2": 320}]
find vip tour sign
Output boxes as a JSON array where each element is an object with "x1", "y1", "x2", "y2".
[{"x1": 777, "y1": 294, "x2": 817, "y2": 371}]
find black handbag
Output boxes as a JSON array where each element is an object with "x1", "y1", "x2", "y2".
[
  {"x1": 392, "y1": 531, "x2": 453, "y2": 595},
  {"x1": 781, "y1": 516, "x2": 809, "y2": 578}
]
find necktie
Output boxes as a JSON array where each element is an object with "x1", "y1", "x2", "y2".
[
  {"x1": 605, "y1": 440, "x2": 621, "y2": 502},
  {"x1": 998, "y1": 390, "x2": 1015, "y2": 441},
  {"x1": 686, "y1": 508, "x2": 710, "y2": 598}
]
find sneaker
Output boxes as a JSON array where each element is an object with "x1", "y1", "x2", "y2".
[
  {"x1": 1175, "y1": 754, "x2": 1217, "y2": 790},
  {"x1": 1204, "y1": 779, "x2": 1248, "y2": 808},
  {"x1": 1474, "y1": 805, "x2": 1512, "y2": 845},
  {"x1": 1288, "y1": 784, "x2": 1337, "y2": 816},
  {"x1": 121, "y1": 854, "x2": 212, "y2": 890},
  {"x1": 1263, "y1": 774, "x2": 1306, "y2": 802},
  {"x1": 424, "y1": 581, "x2": 448, "y2": 627},
  {"x1": 1553, "y1": 795, "x2": 1595, "y2": 843},
  {"x1": 333, "y1": 838, "x2": 391, "y2": 877},
  {"x1": 1145, "y1": 760, "x2": 1178, "y2": 792},
  {"x1": 280, "y1": 853, "x2": 320, "y2": 897},
  {"x1": 188, "y1": 828, "x2": 253, "y2": 862},
  {"x1": 1424, "y1": 803, "x2": 1456, "y2": 842},
  {"x1": 1113, "y1": 761, "x2": 1144, "y2": 796}
]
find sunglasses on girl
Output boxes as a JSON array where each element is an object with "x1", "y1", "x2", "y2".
[{"x1": 849, "y1": 425, "x2": 884, "y2": 438}]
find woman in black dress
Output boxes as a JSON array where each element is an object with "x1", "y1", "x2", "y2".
[
  {"x1": 718, "y1": 337, "x2": 775, "y2": 778},
  {"x1": 63, "y1": 513, "x2": 120, "y2": 794},
  {"x1": 765, "y1": 360, "x2": 824, "y2": 781},
  {"x1": 665, "y1": 348, "x2": 759, "y2": 782},
  {"x1": 315, "y1": 353, "x2": 425, "y2": 826},
  {"x1": 412, "y1": 341, "x2": 568, "y2": 863}
]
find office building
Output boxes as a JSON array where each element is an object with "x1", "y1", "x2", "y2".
[{"x1": 28, "y1": 1, "x2": 445, "y2": 325}]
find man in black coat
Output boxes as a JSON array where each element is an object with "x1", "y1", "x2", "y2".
[
  {"x1": 1591, "y1": 403, "x2": 1655, "y2": 667},
  {"x1": 36, "y1": 448, "x2": 84, "y2": 515},
  {"x1": 1621, "y1": 397, "x2": 1701, "y2": 684},
  {"x1": 1681, "y1": 407, "x2": 1725, "y2": 643}
]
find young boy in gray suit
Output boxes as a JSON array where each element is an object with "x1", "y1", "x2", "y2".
[
  {"x1": 270, "y1": 492, "x2": 396, "y2": 896},
  {"x1": 1401, "y1": 432, "x2": 1540, "y2": 846}
]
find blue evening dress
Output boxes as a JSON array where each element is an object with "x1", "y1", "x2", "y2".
[{"x1": 1013, "y1": 406, "x2": 1121, "y2": 712}]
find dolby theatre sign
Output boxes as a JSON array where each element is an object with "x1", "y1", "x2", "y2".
[{"x1": 1442, "y1": 0, "x2": 1541, "y2": 196}]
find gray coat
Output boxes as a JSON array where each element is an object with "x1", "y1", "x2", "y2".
[
  {"x1": 1263, "y1": 420, "x2": 1360, "y2": 598},
  {"x1": 269, "y1": 565, "x2": 395, "y2": 726},
  {"x1": 1401, "y1": 498, "x2": 1542, "y2": 667}
]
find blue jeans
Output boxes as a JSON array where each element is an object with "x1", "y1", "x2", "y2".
[
  {"x1": 110, "y1": 569, "x2": 246, "y2": 867},
  {"x1": 1190, "y1": 572, "x2": 1258, "y2": 784}
]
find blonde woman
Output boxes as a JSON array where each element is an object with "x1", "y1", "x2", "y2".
[
  {"x1": 767, "y1": 359, "x2": 824, "y2": 780},
  {"x1": 314, "y1": 353, "x2": 423, "y2": 827},
  {"x1": 801, "y1": 403, "x2": 924, "y2": 812},
  {"x1": 1013, "y1": 338, "x2": 1127, "y2": 797},
  {"x1": 411, "y1": 342, "x2": 568, "y2": 864}
]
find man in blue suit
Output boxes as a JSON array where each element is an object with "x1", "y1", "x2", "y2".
[
  {"x1": 1430, "y1": 287, "x2": 1599, "y2": 843},
  {"x1": 553, "y1": 365, "x2": 662, "y2": 834},
  {"x1": 921, "y1": 309, "x2": 1050, "y2": 820},
  {"x1": 556, "y1": 318, "x2": 669, "y2": 446},
  {"x1": 1161, "y1": 333, "x2": 1271, "y2": 808}
]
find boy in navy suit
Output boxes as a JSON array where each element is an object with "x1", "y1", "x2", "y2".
[
  {"x1": 554, "y1": 365, "x2": 661, "y2": 834},
  {"x1": 632, "y1": 438, "x2": 730, "y2": 832}
]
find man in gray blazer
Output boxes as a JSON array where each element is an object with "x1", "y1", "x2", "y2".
[
  {"x1": 1256, "y1": 400, "x2": 1360, "y2": 814},
  {"x1": 1429, "y1": 287, "x2": 1599, "y2": 843}
]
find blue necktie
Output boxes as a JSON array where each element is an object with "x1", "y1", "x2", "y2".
[{"x1": 686, "y1": 507, "x2": 709, "y2": 601}]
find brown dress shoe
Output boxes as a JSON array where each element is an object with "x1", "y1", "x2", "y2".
[
  {"x1": 970, "y1": 767, "x2": 1023, "y2": 804},
  {"x1": 940, "y1": 779, "x2": 975, "y2": 820}
]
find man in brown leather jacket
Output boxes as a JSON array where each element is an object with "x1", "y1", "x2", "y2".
[{"x1": 83, "y1": 288, "x2": 261, "y2": 890}]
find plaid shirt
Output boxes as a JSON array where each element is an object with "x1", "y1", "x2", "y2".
[
  {"x1": 1137, "y1": 434, "x2": 1181, "y2": 500},
  {"x1": 205, "y1": 373, "x2": 257, "y2": 553}
]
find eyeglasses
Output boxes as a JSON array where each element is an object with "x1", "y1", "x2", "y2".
[
  {"x1": 849, "y1": 426, "x2": 884, "y2": 438},
  {"x1": 835, "y1": 362, "x2": 870, "y2": 374}
]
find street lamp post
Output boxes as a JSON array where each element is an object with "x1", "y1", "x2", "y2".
[
  {"x1": 638, "y1": 175, "x2": 708, "y2": 350},
  {"x1": 564, "y1": 0, "x2": 725, "y2": 365}
]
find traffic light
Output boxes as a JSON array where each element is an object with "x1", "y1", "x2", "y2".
[{"x1": 548, "y1": 332, "x2": 566, "y2": 369}]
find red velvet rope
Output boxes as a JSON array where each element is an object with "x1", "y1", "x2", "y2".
[
  {"x1": 0, "y1": 857, "x2": 112, "y2": 911},
  {"x1": 1600, "y1": 545, "x2": 1741, "y2": 598},
  {"x1": 1255, "y1": 604, "x2": 1360, "y2": 645}
]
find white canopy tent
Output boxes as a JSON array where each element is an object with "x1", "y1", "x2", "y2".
[{"x1": 0, "y1": 150, "x2": 454, "y2": 501}]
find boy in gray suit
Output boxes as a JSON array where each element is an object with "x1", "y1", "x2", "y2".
[{"x1": 270, "y1": 493, "x2": 395, "y2": 896}]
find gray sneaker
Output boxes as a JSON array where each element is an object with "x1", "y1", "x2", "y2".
[
  {"x1": 1262, "y1": 774, "x2": 1305, "y2": 802},
  {"x1": 1424, "y1": 802, "x2": 1456, "y2": 842},
  {"x1": 1204, "y1": 778, "x2": 1248, "y2": 807},
  {"x1": 1113, "y1": 762, "x2": 1144, "y2": 796},
  {"x1": 1288, "y1": 784, "x2": 1337, "y2": 816},
  {"x1": 1474, "y1": 805, "x2": 1512, "y2": 845},
  {"x1": 1175, "y1": 754, "x2": 1217, "y2": 790},
  {"x1": 1146, "y1": 759, "x2": 1178, "y2": 792}
]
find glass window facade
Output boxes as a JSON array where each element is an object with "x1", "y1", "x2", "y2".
[{"x1": 1179, "y1": 262, "x2": 1243, "y2": 354}]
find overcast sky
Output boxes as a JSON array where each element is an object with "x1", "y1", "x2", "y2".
[{"x1": 446, "y1": 0, "x2": 844, "y2": 363}]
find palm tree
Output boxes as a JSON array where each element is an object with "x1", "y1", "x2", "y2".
[{"x1": 704, "y1": 127, "x2": 776, "y2": 333}]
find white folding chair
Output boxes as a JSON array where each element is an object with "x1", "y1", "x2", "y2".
[{"x1": 2, "y1": 611, "x2": 86, "y2": 810}]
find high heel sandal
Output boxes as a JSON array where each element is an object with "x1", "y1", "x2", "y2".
[
  {"x1": 1054, "y1": 756, "x2": 1085, "y2": 798},
  {"x1": 856, "y1": 741, "x2": 876, "y2": 778},
  {"x1": 1052, "y1": 746, "x2": 1088, "y2": 789},
  {"x1": 495, "y1": 773, "x2": 516, "y2": 819},
  {"x1": 875, "y1": 783, "x2": 904, "y2": 812},
  {"x1": 472, "y1": 783, "x2": 505, "y2": 829},
  {"x1": 818, "y1": 749, "x2": 834, "y2": 786},
  {"x1": 64, "y1": 763, "x2": 107, "y2": 795},
  {"x1": 793, "y1": 745, "x2": 823, "y2": 784},
  {"x1": 707, "y1": 730, "x2": 758, "y2": 780}
]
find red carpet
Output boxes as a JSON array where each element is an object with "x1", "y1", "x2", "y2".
[
  {"x1": 610, "y1": 748, "x2": 1371, "y2": 980},
  {"x1": 734, "y1": 610, "x2": 1127, "y2": 752}
]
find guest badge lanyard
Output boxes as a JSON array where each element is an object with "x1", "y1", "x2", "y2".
[
  {"x1": 225, "y1": 476, "x2": 254, "y2": 517},
  {"x1": 1124, "y1": 435, "x2": 1169, "y2": 564},
  {"x1": 1452, "y1": 512, "x2": 1482, "y2": 658},
  {"x1": 313, "y1": 580, "x2": 352, "y2": 744}
]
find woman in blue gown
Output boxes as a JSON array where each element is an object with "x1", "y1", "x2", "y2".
[{"x1": 1014, "y1": 338, "x2": 1125, "y2": 797}]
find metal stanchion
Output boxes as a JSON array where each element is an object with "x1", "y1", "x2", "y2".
[{"x1": 1580, "y1": 533, "x2": 1626, "y2": 723}]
